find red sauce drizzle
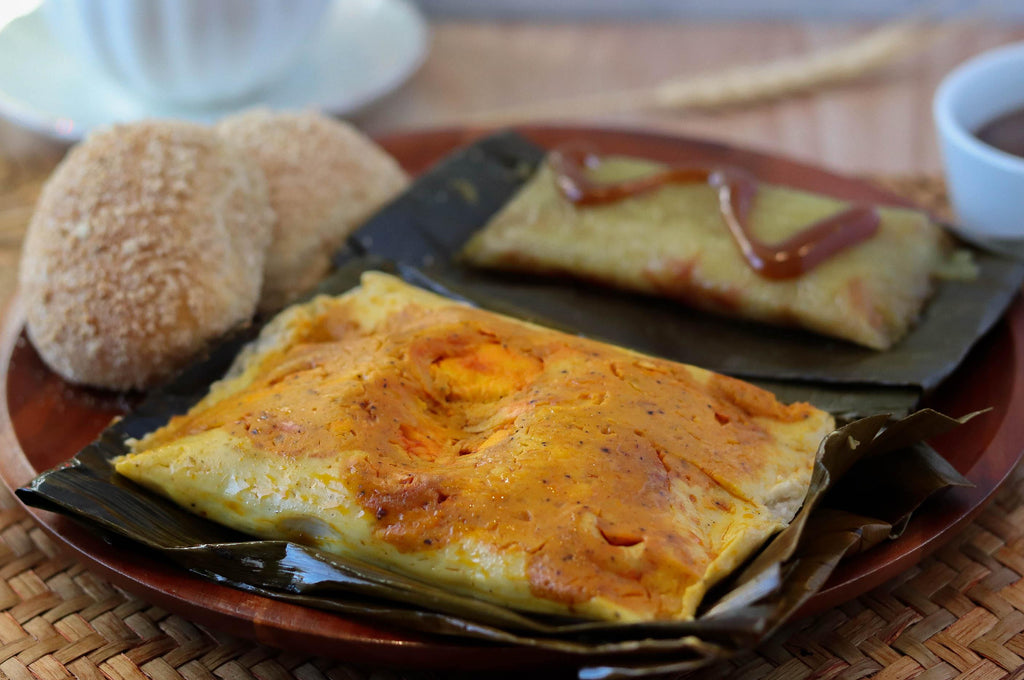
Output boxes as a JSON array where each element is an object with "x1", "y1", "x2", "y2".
[{"x1": 549, "y1": 144, "x2": 880, "y2": 280}]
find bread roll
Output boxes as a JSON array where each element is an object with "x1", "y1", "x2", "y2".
[
  {"x1": 19, "y1": 120, "x2": 274, "y2": 390},
  {"x1": 216, "y1": 110, "x2": 408, "y2": 313}
]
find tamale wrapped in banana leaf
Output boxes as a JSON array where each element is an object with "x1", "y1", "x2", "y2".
[
  {"x1": 114, "y1": 271, "x2": 835, "y2": 623},
  {"x1": 14, "y1": 130, "x2": 1009, "y2": 677},
  {"x1": 463, "y1": 156, "x2": 952, "y2": 350},
  {"x1": 17, "y1": 259, "x2": 975, "y2": 677}
]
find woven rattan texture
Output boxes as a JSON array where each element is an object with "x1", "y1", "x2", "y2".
[{"x1": 0, "y1": 167, "x2": 1021, "y2": 679}]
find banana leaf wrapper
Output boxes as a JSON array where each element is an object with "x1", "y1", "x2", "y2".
[
  {"x1": 16, "y1": 311, "x2": 974, "y2": 677},
  {"x1": 11, "y1": 130, "x2": 999, "y2": 676},
  {"x1": 330, "y1": 130, "x2": 1023, "y2": 418}
]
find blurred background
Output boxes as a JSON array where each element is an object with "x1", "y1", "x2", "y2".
[
  {"x1": 0, "y1": 0, "x2": 1022, "y2": 175},
  {"x1": 418, "y1": 0, "x2": 1024, "y2": 18}
]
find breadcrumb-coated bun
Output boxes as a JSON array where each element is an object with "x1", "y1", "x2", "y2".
[
  {"x1": 18, "y1": 120, "x2": 275, "y2": 391},
  {"x1": 216, "y1": 109, "x2": 408, "y2": 313}
]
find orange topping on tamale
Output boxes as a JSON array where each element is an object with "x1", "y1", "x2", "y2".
[{"x1": 139, "y1": 296, "x2": 821, "y2": 618}]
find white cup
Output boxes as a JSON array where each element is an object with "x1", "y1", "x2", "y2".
[
  {"x1": 43, "y1": 0, "x2": 330, "y2": 106},
  {"x1": 934, "y1": 41, "x2": 1024, "y2": 240}
]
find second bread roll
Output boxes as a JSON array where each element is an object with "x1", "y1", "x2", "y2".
[{"x1": 217, "y1": 110, "x2": 409, "y2": 313}]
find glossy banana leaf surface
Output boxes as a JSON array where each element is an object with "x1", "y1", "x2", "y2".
[{"x1": 16, "y1": 131, "x2": 1000, "y2": 677}]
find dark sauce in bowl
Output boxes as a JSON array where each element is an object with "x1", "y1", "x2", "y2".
[{"x1": 976, "y1": 105, "x2": 1024, "y2": 159}]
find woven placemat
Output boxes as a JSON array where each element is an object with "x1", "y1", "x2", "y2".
[{"x1": 0, "y1": 167, "x2": 1021, "y2": 680}]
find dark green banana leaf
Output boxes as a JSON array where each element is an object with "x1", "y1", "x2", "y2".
[{"x1": 13, "y1": 130, "x2": 1005, "y2": 677}]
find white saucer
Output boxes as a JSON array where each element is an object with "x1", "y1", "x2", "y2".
[{"x1": 0, "y1": 0, "x2": 429, "y2": 142}]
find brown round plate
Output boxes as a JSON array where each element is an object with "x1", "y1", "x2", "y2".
[{"x1": 2, "y1": 126, "x2": 1022, "y2": 669}]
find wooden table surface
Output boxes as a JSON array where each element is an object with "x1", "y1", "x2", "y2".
[{"x1": 349, "y1": 20, "x2": 1024, "y2": 175}]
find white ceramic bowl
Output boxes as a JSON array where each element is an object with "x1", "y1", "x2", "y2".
[
  {"x1": 43, "y1": 0, "x2": 330, "y2": 106},
  {"x1": 934, "y1": 41, "x2": 1024, "y2": 240}
]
